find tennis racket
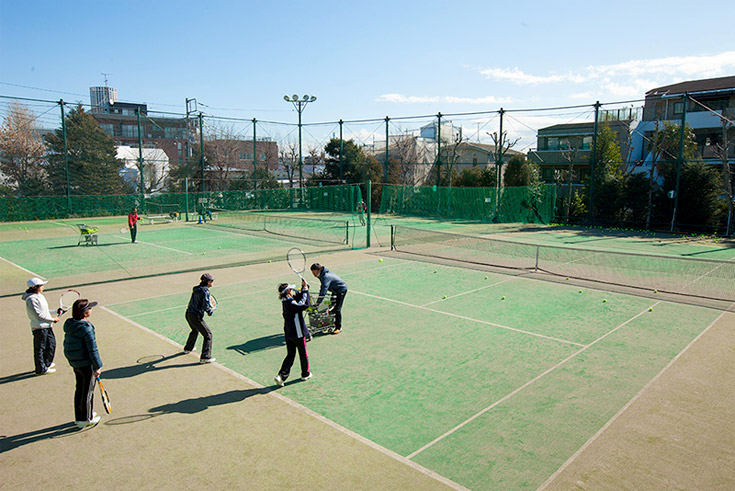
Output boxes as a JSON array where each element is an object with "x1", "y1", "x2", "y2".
[
  {"x1": 209, "y1": 294, "x2": 218, "y2": 312},
  {"x1": 97, "y1": 376, "x2": 111, "y2": 414},
  {"x1": 287, "y1": 247, "x2": 306, "y2": 282},
  {"x1": 57, "y1": 289, "x2": 81, "y2": 316},
  {"x1": 119, "y1": 227, "x2": 127, "y2": 234}
]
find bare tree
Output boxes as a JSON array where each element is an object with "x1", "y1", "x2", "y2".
[
  {"x1": 0, "y1": 102, "x2": 47, "y2": 195},
  {"x1": 560, "y1": 139, "x2": 580, "y2": 221},
  {"x1": 711, "y1": 117, "x2": 735, "y2": 234},
  {"x1": 203, "y1": 124, "x2": 244, "y2": 191},
  {"x1": 488, "y1": 130, "x2": 521, "y2": 217},
  {"x1": 306, "y1": 144, "x2": 324, "y2": 178},
  {"x1": 280, "y1": 141, "x2": 299, "y2": 188},
  {"x1": 391, "y1": 133, "x2": 422, "y2": 186}
]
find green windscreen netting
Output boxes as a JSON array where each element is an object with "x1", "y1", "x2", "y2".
[
  {"x1": 379, "y1": 185, "x2": 555, "y2": 223},
  {"x1": 0, "y1": 184, "x2": 363, "y2": 222}
]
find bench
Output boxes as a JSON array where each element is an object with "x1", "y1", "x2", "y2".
[{"x1": 77, "y1": 224, "x2": 99, "y2": 246}]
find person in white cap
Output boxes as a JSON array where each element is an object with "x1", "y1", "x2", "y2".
[
  {"x1": 273, "y1": 278, "x2": 312, "y2": 387},
  {"x1": 22, "y1": 277, "x2": 59, "y2": 375}
]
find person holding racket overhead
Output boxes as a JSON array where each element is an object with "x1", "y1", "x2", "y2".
[
  {"x1": 184, "y1": 273, "x2": 216, "y2": 364},
  {"x1": 128, "y1": 206, "x2": 142, "y2": 243},
  {"x1": 274, "y1": 278, "x2": 312, "y2": 387},
  {"x1": 63, "y1": 299, "x2": 103, "y2": 429},
  {"x1": 310, "y1": 263, "x2": 348, "y2": 335},
  {"x1": 22, "y1": 277, "x2": 60, "y2": 375}
]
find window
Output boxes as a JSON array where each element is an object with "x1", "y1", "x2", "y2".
[
  {"x1": 673, "y1": 102, "x2": 684, "y2": 115},
  {"x1": 547, "y1": 137, "x2": 560, "y2": 150},
  {"x1": 582, "y1": 136, "x2": 593, "y2": 150},
  {"x1": 99, "y1": 123, "x2": 114, "y2": 136},
  {"x1": 122, "y1": 125, "x2": 138, "y2": 138}
]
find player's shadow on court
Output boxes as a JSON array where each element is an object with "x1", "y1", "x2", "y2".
[
  {"x1": 227, "y1": 334, "x2": 284, "y2": 355},
  {"x1": 0, "y1": 422, "x2": 80, "y2": 453},
  {"x1": 148, "y1": 388, "x2": 265, "y2": 415},
  {"x1": 103, "y1": 352, "x2": 199, "y2": 379},
  {"x1": 0, "y1": 371, "x2": 38, "y2": 385}
]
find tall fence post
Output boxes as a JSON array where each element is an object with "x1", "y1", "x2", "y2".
[
  {"x1": 384, "y1": 116, "x2": 389, "y2": 184},
  {"x1": 339, "y1": 120, "x2": 344, "y2": 182},
  {"x1": 671, "y1": 92, "x2": 689, "y2": 232},
  {"x1": 436, "y1": 113, "x2": 442, "y2": 187},
  {"x1": 198, "y1": 112, "x2": 205, "y2": 193},
  {"x1": 184, "y1": 177, "x2": 189, "y2": 222},
  {"x1": 252, "y1": 118, "x2": 257, "y2": 199},
  {"x1": 589, "y1": 101, "x2": 601, "y2": 221},
  {"x1": 136, "y1": 108, "x2": 145, "y2": 211},
  {"x1": 367, "y1": 180, "x2": 372, "y2": 248},
  {"x1": 60, "y1": 99, "x2": 71, "y2": 214}
]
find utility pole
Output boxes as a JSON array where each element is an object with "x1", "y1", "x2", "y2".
[
  {"x1": 60, "y1": 99, "x2": 71, "y2": 213},
  {"x1": 384, "y1": 117, "x2": 390, "y2": 183},
  {"x1": 589, "y1": 101, "x2": 601, "y2": 220},
  {"x1": 671, "y1": 92, "x2": 689, "y2": 232}
]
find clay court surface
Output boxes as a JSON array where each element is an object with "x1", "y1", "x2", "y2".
[{"x1": 2, "y1": 222, "x2": 735, "y2": 489}]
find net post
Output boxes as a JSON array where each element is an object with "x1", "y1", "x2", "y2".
[{"x1": 535, "y1": 245, "x2": 539, "y2": 272}]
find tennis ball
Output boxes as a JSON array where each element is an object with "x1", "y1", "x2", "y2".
[
  {"x1": 433, "y1": 270, "x2": 438, "y2": 273},
  {"x1": 653, "y1": 289, "x2": 658, "y2": 293},
  {"x1": 603, "y1": 299, "x2": 607, "y2": 303},
  {"x1": 217, "y1": 246, "x2": 221, "y2": 249},
  {"x1": 578, "y1": 290, "x2": 582, "y2": 293},
  {"x1": 649, "y1": 307, "x2": 653, "y2": 311},
  {"x1": 268, "y1": 260, "x2": 272, "y2": 263},
  {"x1": 379, "y1": 258, "x2": 383, "y2": 262},
  {"x1": 484, "y1": 276, "x2": 488, "y2": 280},
  {"x1": 501, "y1": 296, "x2": 506, "y2": 300},
  {"x1": 442, "y1": 295, "x2": 447, "y2": 299},
  {"x1": 565, "y1": 277, "x2": 569, "y2": 280}
]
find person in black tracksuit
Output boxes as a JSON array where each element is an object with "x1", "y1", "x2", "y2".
[
  {"x1": 274, "y1": 279, "x2": 312, "y2": 387},
  {"x1": 184, "y1": 273, "x2": 216, "y2": 364},
  {"x1": 310, "y1": 263, "x2": 348, "y2": 335}
]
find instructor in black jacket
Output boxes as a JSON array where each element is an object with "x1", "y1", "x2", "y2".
[{"x1": 184, "y1": 273, "x2": 216, "y2": 364}]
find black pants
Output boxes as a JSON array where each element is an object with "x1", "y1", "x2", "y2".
[
  {"x1": 331, "y1": 291, "x2": 347, "y2": 329},
  {"x1": 278, "y1": 337, "x2": 310, "y2": 380},
  {"x1": 129, "y1": 224, "x2": 137, "y2": 243},
  {"x1": 73, "y1": 366, "x2": 96, "y2": 422},
  {"x1": 185, "y1": 312, "x2": 212, "y2": 359},
  {"x1": 32, "y1": 328, "x2": 56, "y2": 374}
]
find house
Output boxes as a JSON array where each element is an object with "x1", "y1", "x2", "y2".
[
  {"x1": 631, "y1": 75, "x2": 735, "y2": 167},
  {"x1": 117, "y1": 145, "x2": 170, "y2": 193},
  {"x1": 527, "y1": 110, "x2": 639, "y2": 183}
]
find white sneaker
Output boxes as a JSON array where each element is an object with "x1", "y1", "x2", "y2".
[
  {"x1": 49, "y1": 362, "x2": 56, "y2": 368},
  {"x1": 301, "y1": 373, "x2": 313, "y2": 381},
  {"x1": 36, "y1": 367, "x2": 56, "y2": 375},
  {"x1": 183, "y1": 347, "x2": 197, "y2": 354},
  {"x1": 274, "y1": 375, "x2": 284, "y2": 387},
  {"x1": 199, "y1": 357, "x2": 215, "y2": 364},
  {"x1": 77, "y1": 415, "x2": 101, "y2": 429}
]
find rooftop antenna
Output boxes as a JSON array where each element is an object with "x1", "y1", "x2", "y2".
[{"x1": 101, "y1": 73, "x2": 111, "y2": 87}]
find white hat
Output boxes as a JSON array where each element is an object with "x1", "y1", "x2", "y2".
[{"x1": 27, "y1": 277, "x2": 48, "y2": 288}]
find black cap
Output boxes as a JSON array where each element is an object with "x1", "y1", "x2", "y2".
[
  {"x1": 201, "y1": 273, "x2": 214, "y2": 282},
  {"x1": 82, "y1": 301, "x2": 98, "y2": 312}
]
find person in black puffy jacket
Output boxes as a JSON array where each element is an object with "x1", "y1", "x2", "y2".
[
  {"x1": 184, "y1": 273, "x2": 216, "y2": 364},
  {"x1": 273, "y1": 279, "x2": 312, "y2": 387},
  {"x1": 63, "y1": 299, "x2": 102, "y2": 429}
]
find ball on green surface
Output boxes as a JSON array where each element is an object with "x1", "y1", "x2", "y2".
[
  {"x1": 379, "y1": 258, "x2": 383, "y2": 262},
  {"x1": 217, "y1": 246, "x2": 221, "y2": 249},
  {"x1": 442, "y1": 295, "x2": 447, "y2": 299},
  {"x1": 202, "y1": 252, "x2": 206, "y2": 255},
  {"x1": 603, "y1": 299, "x2": 607, "y2": 303},
  {"x1": 484, "y1": 276, "x2": 488, "y2": 280},
  {"x1": 501, "y1": 296, "x2": 506, "y2": 300},
  {"x1": 433, "y1": 270, "x2": 438, "y2": 273},
  {"x1": 578, "y1": 290, "x2": 582, "y2": 293},
  {"x1": 649, "y1": 307, "x2": 653, "y2": 311},
  {"x1": 268, "y1": 260, "x2": 272, "y2": 263}
]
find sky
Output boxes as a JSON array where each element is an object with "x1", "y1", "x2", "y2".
[{"x1": 2, "y1": 0, "x2": 735, "y2": 151}]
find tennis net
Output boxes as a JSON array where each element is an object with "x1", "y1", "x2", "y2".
[
  {"x1": 207, "y1": 210, "x2": 350, "y2": 246},
  {"x1": 391, "y1": 225, "x2": 735, "y2": 301}
]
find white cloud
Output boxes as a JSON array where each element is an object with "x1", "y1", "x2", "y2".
[
  {"x1": 480, "y1": 51, "x2": 735, "y2": 88},
  {"x1": 376, "y1": 94, "x2": 512, "y2": 105},
  {"x1": 376, "y1": 94, "x2": 440, "y2": 103}
]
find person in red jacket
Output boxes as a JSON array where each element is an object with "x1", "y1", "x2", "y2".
[{"x1": 128, "y1": 206, "x2": 142, "y2": 243}]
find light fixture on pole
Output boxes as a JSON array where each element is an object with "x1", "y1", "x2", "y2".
[{"x1": 283, "y1": 94, "x2": 317, "y2": 189}]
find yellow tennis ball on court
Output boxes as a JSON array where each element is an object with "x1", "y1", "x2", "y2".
[
  {"x1": 578, "y1": 290, "x2": 582, "y2": 293},
  {"x1": 217, "y1": 246, "x2": 221, "y2": 249},
  {"x1": 442, "y1": 295, "x2": 447, "y2": 299},
  {"x1": 484, "y1": 276, "x2": 488, "y2": 279},
  {"x1": 202, "y1": 252, "x2": 206, "y2": 255},
  {"x1": 433, "y1": 270, "x2": 438, "y2": 273},
  {"x1": 501, "y1": 296, "x2": 505, "y2": 300},
  {"x1": 603, "y1": 299, "x2": 607, "y2": 303},
  {"x1": 268, "y1": 260, "x2": 272, "y2": 263},
  {"x1": 379, "y1": 258, "x2": 383, "y2": 262},
  {"x1": 649, "y1": 307, "x2": 653, "y2": 311}
]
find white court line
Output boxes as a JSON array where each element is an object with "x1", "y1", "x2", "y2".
[
  {"x1": 421, "y1": 277, "x2": 518, "y2": 307},
  {"x1": 133, "y1": 240, "x2": 193, "y2": 255},
  {"x1": 0, "y1": 255, "x2": 45, "y2": 279},
  {"x1": 537, "y1": 306, "x2": 729, "y2": 490},
  {"x1": 125, "y1": 290, "x2": 265, "y2": 318},
  {"x1": 406, "y1": 301, "x2": 661, "y2": 459},
  {"x1": 353, "y1": 290, "x2": 585, "y2": 347},
  {"x1": 100, "y1": 305, "x2": 467, "y2": 490}
]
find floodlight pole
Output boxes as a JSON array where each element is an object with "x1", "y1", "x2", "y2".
[
  {"x1": 671, "y1": 92, "x2": 689, "y2": 232},
  {"x1": 283, "y1": 94, "x2": 317, "y2": 190},
  {"x1": 252, "y1": 118, "x2": 257, "y2": 196}
]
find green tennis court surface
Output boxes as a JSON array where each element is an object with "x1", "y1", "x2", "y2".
[{"x1": 106, "y1": 256, "x2": 721, "y2": 490}]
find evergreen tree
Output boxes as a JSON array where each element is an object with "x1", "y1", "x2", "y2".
[
  {"x1": 503, "y1": 154, "x2": 542, "y2": 187},
  {"x1": 320, "y1": 138, "x2": 381, "y2": 185},
  {"x1": 44, "y1": 105, "x2": 125, "y2": 195},
  {"x1": 590, "y1": 123, "x2": 624, "y2": 223}
]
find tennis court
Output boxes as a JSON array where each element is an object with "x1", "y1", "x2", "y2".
[
  {"x1": 101, "y1": 251, "x2": 728, "y2": 489},
  {"x1": 2, "y1": 213, "x2": 735, "y2": 489}
]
